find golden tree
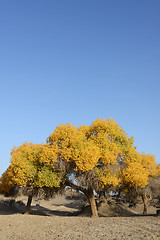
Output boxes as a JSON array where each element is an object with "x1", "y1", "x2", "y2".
[
  {"x1": 121, "y1": 150, "x2": 157, "y2": 214},
  {"x1": 0, "y1": 142, "x2": 62, "y2": 214},
  {"x1": 0, "y1": 165, "x2": 15, "y2": 193},
  {"x1": 1, "y1": 117, "x2": 157, "y2": 217},
  {"x1": 47, "y1": 118, "x2": 135, "y2": 217}
]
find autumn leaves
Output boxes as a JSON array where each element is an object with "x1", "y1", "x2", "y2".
[{"x1": 0, "y1": 118, "x2": 159, "y2": 216}]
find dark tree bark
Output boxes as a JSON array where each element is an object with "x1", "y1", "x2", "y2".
[
  {"x1": 142, "y1": 192, "x2": 148, "y2": 215},
  {"x1": 65, "y1": 180, "x2": 98, "y2": 217},
  {"x1": 25, "y1": 195, "x2": 32, "y2": 214},
  {"x1": 98, "y1": 190, "x2": 106, "y2": 199},
  {"x1": 116, "y1": 189, "x2": 121, "y2": 202},
  {"x1": 86, "y1": 188, "x2": 98, "y2": 217}
]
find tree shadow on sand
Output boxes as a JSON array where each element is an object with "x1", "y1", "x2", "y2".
[
  {"x1": 0, "y1": 199, "x2": 25, "y2": 215},
  {"x1": 0, "y1": 199, "x2": 82, "y2": 216},
  {"x1": 0, "y1": 199, "x2": 158, "y2": 217},
  {"x1": 77, "y1": 200, "x2": 158, "y2": 218},
  {"x1": 29, "y1": 204, "x2": 81, "y2": 216}
]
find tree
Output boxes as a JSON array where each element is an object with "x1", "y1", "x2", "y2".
[
  {"x1": 1, "y1": 117, "x2": 157, "y2": 217},
  {"x1": 147, "y1": 174, "x2": 160, "y2": 207},
  {"x1": 121, "y1": 151, "x2": 158, "y2": 214},
  {"x1": 0, "y1": 165, "x2": 16, "y2": 194},
  {"x1": 47, "y1": 118, "x2": 135, "y2": 217},
  {"x1": 0, "y1": 142, "x2": 62, "y2": 214}
]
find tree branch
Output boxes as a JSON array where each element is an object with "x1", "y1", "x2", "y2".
[{"x1": 65, "y1": 180, "x2": 87, "y2": 195}]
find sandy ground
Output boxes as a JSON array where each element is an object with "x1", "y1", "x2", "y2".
[{"x1": 0, "y1": 195, "x2": 160, "y2": 240}]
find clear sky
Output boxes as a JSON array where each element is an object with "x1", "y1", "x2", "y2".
[{"x1": 0, "y1": 0, "x2": 160, "y2": 176}]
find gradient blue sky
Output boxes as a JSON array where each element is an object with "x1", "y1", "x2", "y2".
[{"x1": 0, "y1": 0, "x2": 160, "y2": 176}]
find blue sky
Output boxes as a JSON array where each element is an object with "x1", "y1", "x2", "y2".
[{"x1": 0, "y1": 0, "x2": 160, "y2": 175}]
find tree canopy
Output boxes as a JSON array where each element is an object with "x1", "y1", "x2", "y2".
[
  {"x1": 46, "y1": 118, "x2": 137, "y2": 216},
  {"x1": 0, "y1": 142, "x2": 62, "y2": 213},
  {"x1": 0, "y1": 118, "x2": 159, "y2": 217}
]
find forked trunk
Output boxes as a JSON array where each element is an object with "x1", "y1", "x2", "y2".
[
  {"x1": 25, "y1": 195, "x2": 32, "y2": 214},
  {"x1": 64, "y1": 180, "x2": 98, "y2": 217},
  {"x1": 87, "y1": 188, "x2": 98, "y2": 217},
  {"x1": 142, "y1": 192, "x2": 148, "y2": 215}
]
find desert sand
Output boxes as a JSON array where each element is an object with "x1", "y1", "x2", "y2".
[{"x1": 0, "y1": 195, "x2": 160, "y2": 240}]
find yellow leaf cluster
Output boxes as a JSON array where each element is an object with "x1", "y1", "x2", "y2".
[
  {"x1": 47, "y1": 123, "x2": 100, "y2": 171},
  {"x1": 10, "y1": 143, "x2": 39, "y2": 187},
  {"x1": 0, "y1": 166, "x2": 15, "y2": 193},
  {"x1": 47, "y1": 123, "x2": 77, "y2": 162},
  {"x1": 124, "y1": 148, "x2": 142, "y2": 164},
  {"x1": 141, "y1": 153, "x2": 157, "y2": 177},
  {"x1": 38, "y1": 144, "x2": 57, "y2": 166},
  {"x1": 34, "y1": 167, "x2": 61, "y2": 188},
  {"x1": 97, "y1": 169, "x2": 119, "y2": 187},
  {"x1": 157, "y1": 164, "x2": 160, "y2": 175},
  {"x1": 46, "y1": 118, "x2": 137, "y2": 188},
  {"x1": 73, "y1": 140, "x2": 100, "y2": 171},
  {"x1": 5, "y1": 142, "x2": 61, "y2": 189},
  {"x1": 121, "y1": 162, "x2": 148, "y2": 188}
]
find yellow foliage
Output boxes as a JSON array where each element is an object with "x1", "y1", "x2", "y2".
[
  {"x1": 141, "y1": 153, "x2": 157, "y2": 177},
  {"x1": 47, "y1": 123, "x2": 100, "y2": 171},
  {"x1": 47, "y1": 123, "x2": 78, "y2": 163},
  {"x1": 124, "y1": 148, "x2": 142, "y2": 165},
  {"x1": 34, "y1": 166, "x2": 61, "y2": 188},
  {"x1": 10, "y1": 143, "x2": 38, "y2": 187},
  {"x1": 47, "y1": 118, "x2": 137, "y2": 188},
  {"x1": 0, "y1": 166, "x2": 15, "y2": 193},
  {"x1": 4, "y1": 142, "x2": 61, "y2": 189},
  {"x1": 121, "y1": 162, "x2": 148, "y2": 188},
  {"x1": 90, "y1": 118, "x2": 133, "y2": 149},
  {"x1": 122, "y1": 151, "x2": 158, "y2": 189},
  {"x1": 47, "y1": 123, "x2": 77, "y2": 147},
  {"x1": 90, "y1": 118, "x2": 134, "y2": 163},
  {"x1": 73, "y1": 140, "x2": 100, "y2": 171},
  {"x1": 2, "y1": 117, "x2": 157, "y2": 194},
  {"x1": 38, "y1": 144, "x2": 57, "y2": 166},
  {"x1": 97, "y1": 168, "x2": 119, "y2": 187},
  {"x1": 157, "y1": 164, "x2": 160, "y2": 175},
  {"x1": 78, "y1": 125, "x2": 90, "y2": 135}
]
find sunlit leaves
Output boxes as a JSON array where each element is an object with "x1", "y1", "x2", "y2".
[
  {"x1": 38, "y1": 144, "x2": 57, "y2": 167},
  {"x1": 121, "y1": 151, "x2": 157, "y2": 189},
  {"x1": 34, "y1": 166, "x2": 61, "y2": 188},
  {"x1": 1, "y1": 117, "x2": 158, "y2": 196},
  {"x1": 47, "y1": 118, "x2": 136, "y2": 188},
  {"x1": 0, "y1": 166, "x2": 15, "y2": 193},
  {"x1": 1, "y1": 142, "x2": 61, "y2": 192},
  {"x1": 141, "y1": 153, "x2": 157, "y2": 177},
  {"x1": 96, "y1": 168, "x2": 119, "y2": 187},
  {"x1": 73, "y1": 140, "x2": 100, "y2": 171},
  {"x1": 121, "y1": 162, "x2": 148, "y2": 188}
]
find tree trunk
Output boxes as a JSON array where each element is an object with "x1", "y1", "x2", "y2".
[
  {"x1": 87, "y1": 188, "x2": 99, "y2": 218},
  {"x1": 116, "y1": 189, "x2": 121, "y2": 202},
  {"x1": 25, "y1": 195, "x2": 32, "y2": 214},
  {"x1": 99, "y1": 190, "x2": 106, "y2": 199},
  {"x1": 142, "y1": 192, "x2": 148, "y2": 215},
  {"x1": 64, "y1": 180, "x2": 99, "y2": 217}
]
